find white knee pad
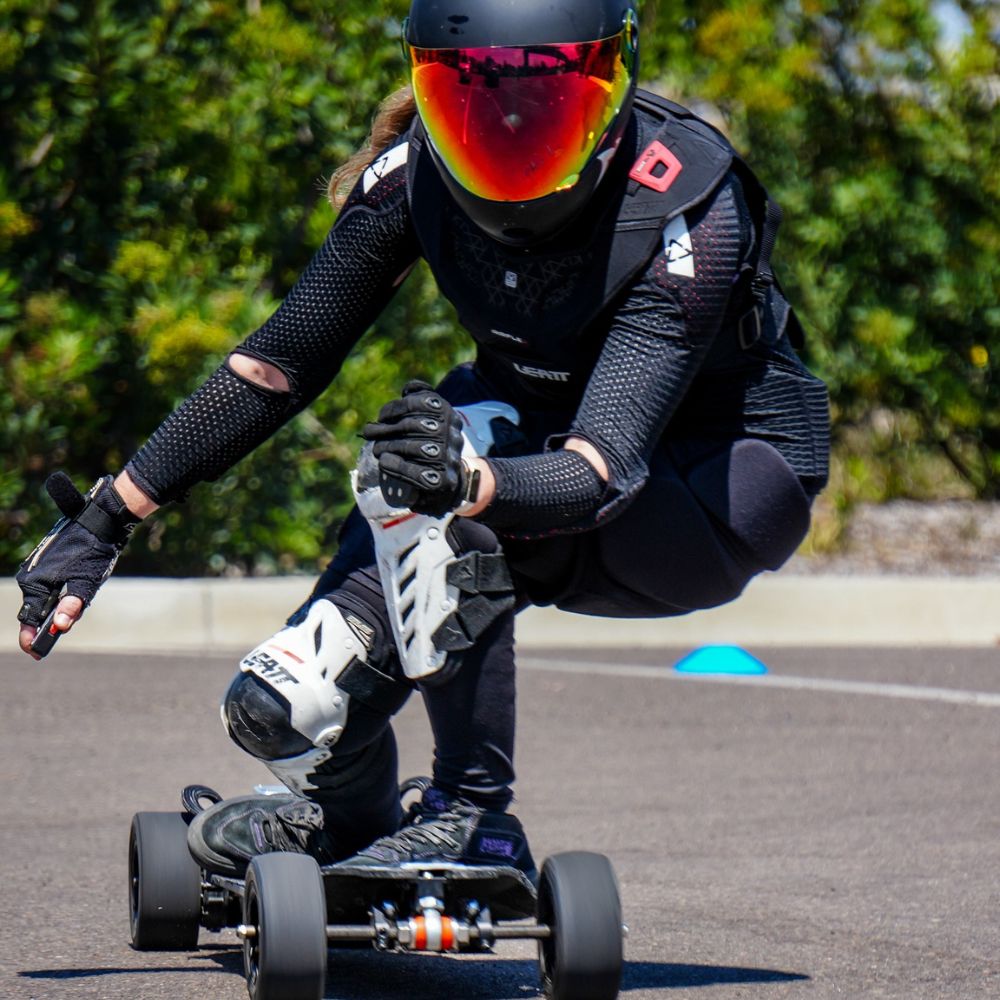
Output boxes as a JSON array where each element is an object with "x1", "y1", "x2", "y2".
[
  {"x1": 352, "y1": 401, "x2": 519, "y2": 682},
  {"x1": 222, "y1": 599, "x2": 368, "y2": 795}
]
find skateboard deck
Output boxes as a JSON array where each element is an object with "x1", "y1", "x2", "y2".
[{"x1": 317, "y1": 861, "x2": 537, "y2": 922}]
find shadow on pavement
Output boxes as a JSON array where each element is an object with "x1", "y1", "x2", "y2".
[
  {"x1": 622, "y1": 961, "x2": 810, "y2": 988},
  {"x1": 17, "y1": 945, "x2": 244, "y2": 981},
  {"x1": 18, "y1": 966, "x2": 234, "y2": 978},
  {"x1": 20, "y1": 949, "x2": 809, "y2": 995}
]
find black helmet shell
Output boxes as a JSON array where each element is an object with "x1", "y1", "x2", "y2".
[{"x1": 406, "y1": 0, "x2": 629, "y2": 49}]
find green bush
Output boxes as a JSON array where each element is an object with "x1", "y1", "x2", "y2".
[{"x1": 1, "y1": 0, "x2": 465, "y2": 574}]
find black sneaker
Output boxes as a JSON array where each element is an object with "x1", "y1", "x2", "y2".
[
  {"x1": 187, "y1": 793, "x2": 341, "y2": 876},
  {"x1": 342, "y1": 786, "x2": 537, "y2": 881}
]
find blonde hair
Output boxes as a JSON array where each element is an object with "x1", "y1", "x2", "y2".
[{"x1": 327, "y1": 86, "x2": 417, "y2": 209}]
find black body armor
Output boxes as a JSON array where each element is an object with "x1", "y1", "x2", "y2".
[{"x1": 407, "y1": 89, "x2": 801, "y2": 406}]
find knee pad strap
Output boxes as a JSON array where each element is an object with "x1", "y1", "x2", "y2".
[
  {"x1": 337, "y1": 657, "x2": 412, "y2": 716},
  {"x1": 432, "y1": 552, "x2": 516, "y2": 652}
]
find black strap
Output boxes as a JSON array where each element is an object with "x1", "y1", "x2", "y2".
[
  {"x1": 753, "y1": 199, "x2": 783, "y2": 302},
  {"x1": 436, "y1": 551, "x2": 516, "y2": 650},
  {"x1": 337, "y1": 657, "x2": 413, "y2": 716},
  {"x1": 737, "y1": 198, "x2": 785, "y2": 351},
  {"x1": 45, "y1": 472, "x2": 139, "y2": 546},
  {"x1": 432, "y1": 592, "x2": 517, "y2": 652},
  {"x1": 75, "y1": 502, "x2": 124, "y2": 544},
  {"x1": 737, "y1": 305, "x2": 763, "y2": 351},
  {"x1": 446, "y1": 552, "x2": 513, "y2": 594}
]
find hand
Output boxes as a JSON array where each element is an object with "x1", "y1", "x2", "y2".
[
  {"x1": 362, "y1": 381, "x2": 470, "y2": 517},
  {"x1": 16, "y1": 473, "x2": 140, "y2": 658}
]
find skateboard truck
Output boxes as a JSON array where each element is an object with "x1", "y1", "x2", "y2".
[
  {"x1": 376, "y1": 871, "x2": 551, "y2": 952},
  {"x1": 234, "y1": 869, "x2": 552, "y2": 953}
]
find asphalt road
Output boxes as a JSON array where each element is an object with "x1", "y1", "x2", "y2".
[{"x1": 1, "y1": 645, "x2": 998, "y2": 1000}]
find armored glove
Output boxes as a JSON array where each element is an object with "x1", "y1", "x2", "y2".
[
  {"x1": 16, "y1": 473, "x2": 140, "y2": 629},
  {"x1": 362, "y1": 381, "x2": 475, "y2": 517}
]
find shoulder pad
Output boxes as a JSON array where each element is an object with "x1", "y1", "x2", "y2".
[
  {"x1": 633, "y1": 90, "x2": 738, "y2": 153},
  {"x1": 361, "y1": 138, "x2": 410, "y2": 195},
  {"x1": 342, "y1": 132, "x2": 412, "y2": 214},
  {"x1": 618, "y1": 90, "x2": 735, "y2": 228}
]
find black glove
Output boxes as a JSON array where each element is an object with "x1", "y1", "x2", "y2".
[
  {"x1": 16, "y1": 473, "x2": 141, "y2": 627},
  {"x1": 362, "y1": 380, "x2": 472, "y2": 517}
]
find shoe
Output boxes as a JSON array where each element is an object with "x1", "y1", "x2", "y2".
[
  {"x1": 187, "y1": 793, "x2": 341, "y2": 876},
  {"x1": 342, "y1": 785, "x2": 537, "y2": 880}
]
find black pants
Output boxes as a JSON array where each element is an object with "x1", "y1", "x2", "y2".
[{"x1": 293, "y1": 363, "x2": 812, "y2": 824}]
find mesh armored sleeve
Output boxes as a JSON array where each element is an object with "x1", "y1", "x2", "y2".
[
  {"x1": 126, "y1": 156, "x2": 419, "y2": 504},
  {"x1": 125, "y1": 367, "x2": 293, "y2": 503},
  {"x1": 479, "y1": 449, "x2": 607, "y2": 534},
  {"x1": 479, "y1": 171, "x2": 751, "y2": 536}
]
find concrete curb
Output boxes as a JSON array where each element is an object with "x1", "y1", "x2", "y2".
[{"x1": 5, "y1": 573, "x2": 999, "y2": 652}]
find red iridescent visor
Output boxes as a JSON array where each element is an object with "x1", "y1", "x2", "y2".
[{"x1": 410, "y1": 31, "x2": 634, "y2": 203}]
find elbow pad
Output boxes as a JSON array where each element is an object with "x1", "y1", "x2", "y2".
[
  {"x1": 125, "y1": 362, "x2": 295, "y2": 504},
  {"x1": 478, "y1": 449, "x2": 607, "y2": 536}
]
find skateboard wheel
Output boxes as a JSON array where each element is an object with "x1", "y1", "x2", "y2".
[
  {"x1": 128, "y1": 812, "x2": 202, "y2": 951},
  {"x1": 243, "y1": 852, "x2": 327, "y2": 1000},
  {"x1": 537, "y1": 852, "x2": 623, "y2": 1000}
]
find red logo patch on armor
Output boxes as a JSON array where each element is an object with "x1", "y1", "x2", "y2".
[{"x1": 629, "y1": 140, "x2": 683, "y2": 193}]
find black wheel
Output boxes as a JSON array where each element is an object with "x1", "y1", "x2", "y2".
[
  {"x1": 129, "y1": 811, "x2": 202, "y2": 950},
  {"x1": 243, "y1": 852, "x2": 327, "y2": 1000},
  {"x1": 537, "y1": 851, "x2": 623, "y2": 1000}
]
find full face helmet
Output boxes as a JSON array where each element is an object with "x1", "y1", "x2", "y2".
[{"x1": 405, "y1": 0, "x2": 639, "y2": 246}]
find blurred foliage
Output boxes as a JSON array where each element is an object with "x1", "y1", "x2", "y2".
[
  {"x1": 1, "y1": 0, "x2": 997, "y2": 576},
  {"x1": 1, "y1": 0, "x2": 463, "y2": 574},
  {"x1": 642, "y1": 0, "x2": 998, "y2": 505}
]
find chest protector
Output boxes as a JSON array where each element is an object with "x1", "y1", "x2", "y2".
[{"x1": 407, "y1": 89, "x2": 800, "y2": 400}]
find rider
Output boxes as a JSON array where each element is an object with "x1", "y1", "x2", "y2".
[{"x1": 16, "y1": 0, "x2": 829, "y2": 879}]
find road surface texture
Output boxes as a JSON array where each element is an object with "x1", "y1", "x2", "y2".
[{"x1": 1, "y1": 645, "x2": 997, "y2": 999}]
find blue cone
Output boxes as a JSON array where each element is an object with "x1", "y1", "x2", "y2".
[{"x1": 673, "y1": 645, "x2": 768, "y2": 676}]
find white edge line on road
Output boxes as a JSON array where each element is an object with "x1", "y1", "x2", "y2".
[
  {"x1": 517, "y1": 657, "x2": 1000, "y2": 708},
  {"x1": 54, "y1": 649, "x2": 1000, "y2": 708}
]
